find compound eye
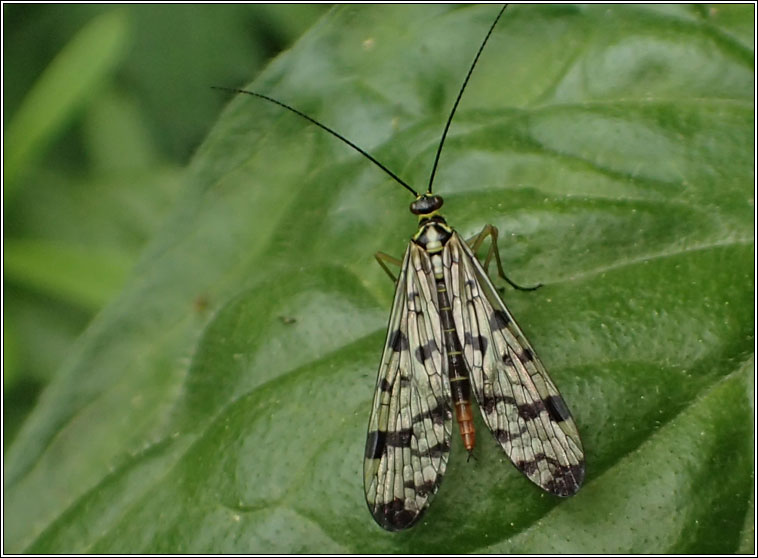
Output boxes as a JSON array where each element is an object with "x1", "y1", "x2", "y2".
[{"x1": 410, "y1": 194, "x2": 444, "y2": 215}]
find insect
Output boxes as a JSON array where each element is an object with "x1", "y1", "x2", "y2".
[{"x1": 216, "y1": 4, "x2": 584, "y2": 531}]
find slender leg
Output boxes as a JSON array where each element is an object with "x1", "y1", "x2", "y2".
[
  {"x1": 375, "y1": 251, "x2": 403, "y2": 283},
  {"x1": 466, "y1": 224, "x2": 542, "y2": 291}
]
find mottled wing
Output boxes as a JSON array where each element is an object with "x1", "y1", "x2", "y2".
[
  {"x1": 364, "y1": 243, "x2": 453, "y2": 531},
  {"x1": 446, "y1": 232, "x2": 585, "y2": 496}
]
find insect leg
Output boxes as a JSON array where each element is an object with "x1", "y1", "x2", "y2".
[
  {"x1": 374, "y1": 252, "x2": 404, "y2": 282},
  {"x1": 466, "y1": 224, "x2": 542, "y2": 291}
]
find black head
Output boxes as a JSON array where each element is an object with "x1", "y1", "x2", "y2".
[{"x1": 410, "y1": 194, "x2": 444, "y2": 217}]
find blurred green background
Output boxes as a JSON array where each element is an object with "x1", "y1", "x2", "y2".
[{"x1": 3, "y1": 4, "x2": 329, "y2": 446}]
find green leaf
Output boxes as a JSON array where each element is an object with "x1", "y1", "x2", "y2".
[{"x1": 5, "y1": 4, "x2": 753, "y2": 553}]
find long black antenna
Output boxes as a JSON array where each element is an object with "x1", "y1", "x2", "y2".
[
  {"x1": 212, "y1": 86, "x2": 420, "y2": 198},
  {"x1": 426, "y1": 4, "x2": 508, "y2": 194}
]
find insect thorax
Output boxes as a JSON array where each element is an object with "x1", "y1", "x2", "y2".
[{"x1": 412, "y1": 217, "x2": 453, "y2": 255}]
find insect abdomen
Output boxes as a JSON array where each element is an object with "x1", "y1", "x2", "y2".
[{"x1": 435, "y1": 276, "x2": 476, "y2": 452}]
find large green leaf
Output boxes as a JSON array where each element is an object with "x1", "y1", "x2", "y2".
[{"x1": 4, "y1": 4, "x2": 753, "y2": 553}]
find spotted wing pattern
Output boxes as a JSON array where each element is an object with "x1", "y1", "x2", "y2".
[
  {"x1": 445, "y1": 232, "x2": 585, "y2": 496},
  {"x1": 364, "y1": 244, "x2": 453, "y2": 531}
]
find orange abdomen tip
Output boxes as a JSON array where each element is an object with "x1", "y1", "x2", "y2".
[{"x1": 455, "y1": 401, "x2": 476, "y2": 452}]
